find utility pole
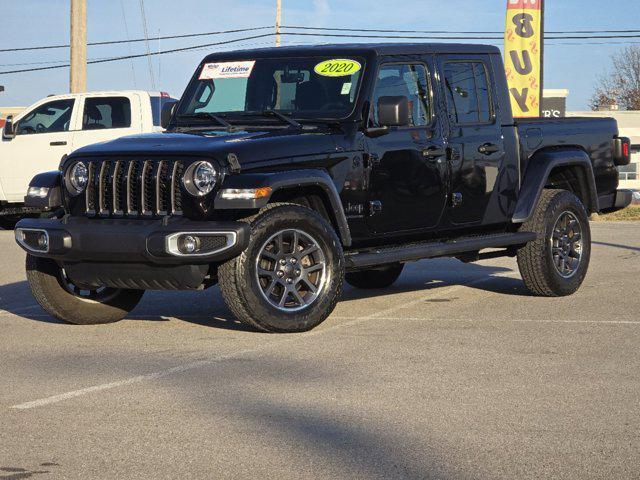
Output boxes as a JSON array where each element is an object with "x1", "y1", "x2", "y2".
[
  {"x1": 275, "y1": 0, "x2": 282, "y2": 47},
  {"x1": 70, "y1": 0, "x2": 87, "y2": 93}
]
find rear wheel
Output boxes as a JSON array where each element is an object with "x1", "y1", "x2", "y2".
[
  {"x1": 218, "y1": 204, "x2": 344, "y2": 333},
  {"x1": 517, "y1": 189, "x2": 591, "y2": 297},
  {"x1": 26, "y1": 255, "x2": 144, "y2": 324},
  {"x1": 345, "y1": 263, "x2": 404, "y2": 289}
]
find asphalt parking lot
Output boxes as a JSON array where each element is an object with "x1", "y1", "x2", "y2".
[{"x1": 0, "y1": 222, "x2": 639, "y2": 479}]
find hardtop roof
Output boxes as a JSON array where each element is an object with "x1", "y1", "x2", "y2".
[{"x1": 202, "y1": 43, "x2": 500, "y2": 62}]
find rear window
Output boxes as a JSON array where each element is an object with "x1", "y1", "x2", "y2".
[
  {"x1": 443, "y1": 61, "x2": 493, "y2": 125},
  {"x1": 83, "y1": 97, "x2": 131, "y2": 130}
]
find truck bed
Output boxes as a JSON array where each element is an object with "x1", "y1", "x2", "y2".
[{"x1": 516, "y1": 116, "x2": 620, "y2": 196}]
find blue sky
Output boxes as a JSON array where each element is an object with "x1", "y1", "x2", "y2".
[{"x1": 1, "y1": 0, "x2": 639, "y2": 110}]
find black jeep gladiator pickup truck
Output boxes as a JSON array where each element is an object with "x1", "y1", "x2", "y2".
[{"x1": 16, "y1": 43, "x2": 633, "y2": 332}]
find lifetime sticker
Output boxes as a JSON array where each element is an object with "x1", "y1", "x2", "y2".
[
  {"x1": 314, "y1": 59, "x2": 361, "y2": 77},
  {"x1": 199, "y1": 61, "x2": 256, "y2": 80}
]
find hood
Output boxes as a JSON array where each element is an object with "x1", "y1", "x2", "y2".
[{"x1": 72, "y1": 129, "x2": 340, "y2": 165}]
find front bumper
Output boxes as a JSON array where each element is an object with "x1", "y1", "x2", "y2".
[{"x1": 14, "y1": 216, "x2": 250, "y2": 265}]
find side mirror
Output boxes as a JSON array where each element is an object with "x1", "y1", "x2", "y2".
[
  {"x1": 161, "y1": 102, "x2": 178, "y2": 129},
  {"x1": 377, "y1": 96, "x2": 410, "y2": 127},
  {"x1": 2, "y1": 115, "x2": 16, "y2": 139}
]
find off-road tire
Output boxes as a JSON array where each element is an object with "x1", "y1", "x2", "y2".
[
  {"x1": 26, "y1": 255, "x2": 144, "y2": 324},
  {"x1": 218, "y1": 203, "x2": 344, "y2": 333},
  {"x1": 517, "y1": 189, "x2": 591, "y2": 297},
  {"x1": 345, "y1": 263, "x2": 405, "y2": 289}
]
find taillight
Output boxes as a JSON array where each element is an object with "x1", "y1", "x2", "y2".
[{"x1": 614, "y1": 137, "x2": 632, "y2": 166}]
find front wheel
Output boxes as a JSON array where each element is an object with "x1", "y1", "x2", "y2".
[
  {"x1": 26, "y1": 255, "x2": 144, "y2": 324},
  {"x1": 218, "y1": 204, "x2": 344, "y2": 333},
  {"x1": 517, "y1": 189, "x2": 591, "y2": 297},
  {"x1": 0, "y1": 216, "x2": 19, "y2": 230}
]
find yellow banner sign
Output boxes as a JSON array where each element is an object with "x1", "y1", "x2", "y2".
[{"x1": 504, "y1": 0, "x2": 544, "y2": 117}]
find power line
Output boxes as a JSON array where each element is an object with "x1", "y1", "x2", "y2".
[
  {"x1": 282, "y1": 25, "x2": 640, "y2": 35},
  {"x1": 120, "y1": 0, "x2": 137, "y2": 88},
  {"x1": 0, "y1": 33, "x2": 275, "y2": 75},
  {"x1": 4, "y1": 24, "x2": 640, "y2": 54},
  {"x1": 138, "y1": 0, "x2": 156, "y2": 89},
  {"x1": 4, "y1": 30, "x2": 640, "y2": 76},
  {"x1": 0, "y1": 26, "x2": 273, "y2": 53}
]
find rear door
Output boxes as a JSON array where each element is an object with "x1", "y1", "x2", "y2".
[
  {"x1": 437, "y1": 55, "x2": 507, "y2": 226},
  {"x1": 71, "y1": 94, "x2": 141, "y2": 151},
  {"x1": 364, "y1": 57, "x2": 448, "y2": 234},
  {"x1": 0, "y1": 98, "x2": 77, "y2": 202}
]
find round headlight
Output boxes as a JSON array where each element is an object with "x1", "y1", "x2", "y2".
[
  {"x1": 69, "y1": 162, "x2": 88, "y2": 194},
  {"x1": 188, "y1": 161, "x2": 218, "y2": 196}
]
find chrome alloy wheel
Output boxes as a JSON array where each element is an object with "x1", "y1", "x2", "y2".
[
  {"x1": 550, "y1": 211, "x2": 583, "y2": 278},
  {"x1": 255, "y1": 229, "x2": 327, "y2": 312}
]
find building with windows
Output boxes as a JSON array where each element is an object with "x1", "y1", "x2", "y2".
[{"x1": 567, "y1": 110, "x2": 640, "y2": 190}]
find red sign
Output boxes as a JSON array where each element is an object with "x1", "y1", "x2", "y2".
[{"x1": 506, "y1": 0, "x2": 542, "y2": 10}]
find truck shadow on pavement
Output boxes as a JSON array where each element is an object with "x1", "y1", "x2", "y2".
[
  {"x1": 340, "y1": 260, "x2": 530, "y2": 302},
  {"x1": 1, "y1": 259, "x2": 530, "y2": 330},
  {"x1": 0, "y1": 462, "x2": 60, "y2": 479}
]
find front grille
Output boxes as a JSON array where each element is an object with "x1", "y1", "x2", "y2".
[{"x1": 83, "y1": 159, "x2": 183, "y2": 218}]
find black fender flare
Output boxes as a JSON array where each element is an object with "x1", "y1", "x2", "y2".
[
  {"x1": 214, "y1": 169, "x2": 352, "y2": 246},
  {"x1": 513, "y1": 149, "x2": 599, "y2": 224},
  {"x1": 24, "y1": 171, "x2": 63, "y2": 210}
]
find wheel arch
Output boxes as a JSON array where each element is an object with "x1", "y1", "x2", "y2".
[
  {"x1": 214, "y1": 169, "x2": 352, "y2": 247},
  {"x1": 513, "y1": 148, "x2": 598, "y2": 224}
]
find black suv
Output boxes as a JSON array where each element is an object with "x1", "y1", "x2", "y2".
[{"x1": 16, "y1": 44, "x2": 632, "y2": 332}]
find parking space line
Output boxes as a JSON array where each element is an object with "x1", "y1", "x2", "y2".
[
  {"x1": 333, "y1": 316, "x2": 640, "y2": 325},
  {"x1": 10, "y1": 273, "x2": 516, "y2": 410}
]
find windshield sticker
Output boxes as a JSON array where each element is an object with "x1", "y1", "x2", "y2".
[
  {"x1": 199, "y1": 61, "x2": 256, "y2": 80},
  {"x1": 341, "y1": 82, "x2": 352, "y2": 95},
  {"x1": 314, "y1": 59, "x2": 361, "y2": 77}
]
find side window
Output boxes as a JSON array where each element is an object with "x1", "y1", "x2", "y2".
[
  {"x1": 16, "y1": 99, "x2": 75, "y2": 135},
  {"x1": 443, "y1": 61, "x2": 493, "y2": 125},
  {"x1": 82, "y1": 97, "x2": 131, "y2": 130},
  {"x1": 372, "y1": 63, "x2": 431, "y2": 127}
]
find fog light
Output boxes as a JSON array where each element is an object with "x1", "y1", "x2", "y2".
[
  {"x1": 178, "y1": 235, "x2": 200, "y2": 254},
  {"x1": 15, "y1": 228, "x2": 50, "y2": 253},
  {"x1": 37, "y1": 233, "x2": 48, "y2": 250}
]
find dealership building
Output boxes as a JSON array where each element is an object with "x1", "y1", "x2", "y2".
[{"x1": 566, "y1": 110, "x2": 640, "y2": 190}]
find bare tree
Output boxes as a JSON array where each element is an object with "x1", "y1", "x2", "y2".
[{"x1": 591, "y1": 46, "x2": 640, "y2": 111}]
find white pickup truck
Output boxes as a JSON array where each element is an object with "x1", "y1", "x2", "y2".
[{"x1": 0, "y1": 90, "x2": 177, "y2": 228}]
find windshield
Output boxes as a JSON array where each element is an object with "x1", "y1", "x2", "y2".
[{"x1": 176, "y1": 57, "x2": 365, "y2": 123}]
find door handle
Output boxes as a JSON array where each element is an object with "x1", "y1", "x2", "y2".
[
  {"x1": 422, "y1": 146, "x2": 445, "y2": 159},
  {"x1": 50, "y1": 141, "x2": 67, "y2": 146},
  {"x1": 478, "y1": 143, "x2": 500, "y2": 155}
]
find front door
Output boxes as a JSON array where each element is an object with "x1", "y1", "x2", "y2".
[
  {"x1": 0, "y1": 99, "x2": 76, "y2": 202},
  {"x1": 365, "y1": 59, "x2": 447, "y2": 235}
]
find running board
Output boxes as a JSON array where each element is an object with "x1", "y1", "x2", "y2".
[{"x1": 345, "y1": 232, "x2": 537, "y2": 270}]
